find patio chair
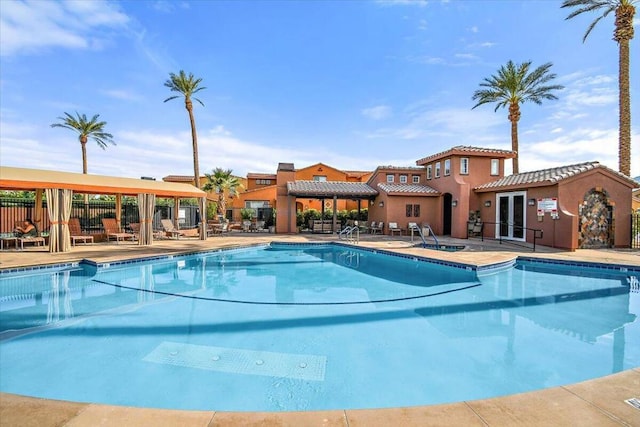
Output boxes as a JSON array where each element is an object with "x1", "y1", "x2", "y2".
[
  {"x1": 209, "y1": 221, "x2": 229, "y2": 236},
  {"x1": 160, "y1": 219, "x2": 186, "y2": 239},
  {"x1": 102, "y1": 218, "x2": 135, "y2": 243},
  {"x1": 368, "y1": 221, "x2": 377, "y2": 234},
  {"x1": 388, "y1": 222, "x2": 403, "y2": 236},
  {"x1": 68, "y1": 218, "x2": 94, "y2": 246},
  {"x1": 370, "y1": 222, "x2": 384, "y2": 235}
]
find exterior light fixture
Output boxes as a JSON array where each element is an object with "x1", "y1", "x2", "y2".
[
  {"x1": 484, "y1": 200, "x2": 492, "y2": 207},
  {"x1": 379, "y1": 201, "x2": 384, "y2": 207},
  {"x1": 452, "y1": 200, "x2": 458, "y2": 207},
  {"x1": 528, "y1": 198, "x2": 536, "y2": 206}
]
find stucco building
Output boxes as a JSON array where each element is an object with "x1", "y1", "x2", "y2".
[{"x1": 166, "y1": 145, "x2": 638, "y2": 251}]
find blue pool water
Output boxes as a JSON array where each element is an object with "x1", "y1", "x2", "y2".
[{"x1": 0, "y1": 243, "x2": 638, "y2": 412}]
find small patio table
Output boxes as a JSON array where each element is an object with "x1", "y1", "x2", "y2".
[{"x1": 0, "y1": 233, "x2": 17, "y2": 250}]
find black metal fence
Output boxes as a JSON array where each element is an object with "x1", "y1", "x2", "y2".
[
  {"x1": 632, "y1": 212, "x2": 640, "y2": 249},
  {"x1": 0, "y1": 198, "x2": 199, "y2": 234}
]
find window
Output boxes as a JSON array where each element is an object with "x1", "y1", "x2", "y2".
[
  {"x1": 406, "y1": 204, "x2": 412, "y2": 217},
  {"x1": 444, "y1": 159, "x2": 451, "y2": 176},
  {"x1": 412, "y1": 175, "x2": 420, "y2": 184},
  {"x1": 460, "y1": 158, "x2": 469, "y2": 175},
  {"x1": 386, "y1": 174, "x2": 394, "y2": 183},
  {"x1": 490, "y1": 159, "x2": 499, "y2": 176},
  {"x1": 313, "y1": 175, "x2": 327, "y2": 182},
  {"x1": 400, "y1": 175, "x2": 407, "y2": 183},
  {"x1": 426, "y1": 165, "x2": 432, "y2": 180},
  {"x1": 256, "y1": 179, "x2": 271, "y2": 185},
  {"x1": 435, "y1": 162, "x2": 441, "y2": 178},
  {"x1": 413, "y1": 204, "x2": 420, "y2": 217}
]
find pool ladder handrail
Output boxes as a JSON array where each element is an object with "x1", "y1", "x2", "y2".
[
  {"x1": 338, "y1": 225, "x2": 360, "y2": 243},
  {"x1": 409, "y1": 224, "x2": 439, "y2": 249}
]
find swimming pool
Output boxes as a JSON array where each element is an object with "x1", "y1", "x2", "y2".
[{"x1": 0, "y1": 243, "x2": 638, "y2": 412}]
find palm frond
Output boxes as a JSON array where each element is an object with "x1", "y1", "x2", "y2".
[{"x1": 561, "y1": 0, "x2": 625, "y2": 42}]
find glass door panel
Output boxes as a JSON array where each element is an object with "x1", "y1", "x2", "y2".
[
  {"x1": 499, "y1": 196, "x2": 509, "y2": 237},
  {"x1": 513, "y1": 195, "x2": 524, "y2": 239},
  {"x1": 495, "y1": 192, "x2": 526, "y2": 241}
]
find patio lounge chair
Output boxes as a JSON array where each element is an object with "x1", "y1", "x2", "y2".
[
  {"x1": 68, "y1": 218, "x2": 94, "y2": 246},
  {"x1": 160, "y1": 219, "x2": 186, "y2": 239},
  {"x1": 102, "y1": 218, "x2": 135, "y2": 243},
  {"x1": 129, "y1": 222, "x2": 141, "y2": 240},
  {"x1": 388, "y1": 222, "x2": 403, "y2": 236},
  {"x1": 18, "y1": 234, "x2": 46, "y2": 250}
]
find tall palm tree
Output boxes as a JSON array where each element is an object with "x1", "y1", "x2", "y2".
[
  {"x1": 472, "y1": 61, "x2": 564, "y2": 174},
  {"x1": 561, "y1": 0, "x2": 636, "y2": 176},
  {"x1": 203, "y1": 168, "x2": 243, "y2": 219},
  {"x1": 50, "y1": 112, "x2": 115, "y2": 174},
  {"x1": 164, "y1": 70, "x2": 206, "y2": 188}
]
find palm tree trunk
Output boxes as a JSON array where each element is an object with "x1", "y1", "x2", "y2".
[
  {"x1": 81, "y1": 138, "x2": 89, "y2": 204},
  {"x1": 618, "y1": 39, "x2": 631, "y2": 176},
  {"x1": 508, "y1": 103, "x2": 521, "y2": 174},
  {"x1": 615, "y1": 4, "x2": 634, "y2": 177},
  {"x1": 218, "y1": 194, "x2": 226, "y2": 218},
  {"x1": 185, "y1": 101, "x2": 201, "y2": 189},
  {"x1": 80, "y1": 139, "x2": 88, "y2": 174}
]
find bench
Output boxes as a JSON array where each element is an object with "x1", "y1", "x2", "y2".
[{"x1": 310, "y1": 220, "x2": 340, "y2": 233}]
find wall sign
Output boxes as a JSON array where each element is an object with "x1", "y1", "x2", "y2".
[{"x1": 537, "y1": 198, "x2": 558, "y2": 217}]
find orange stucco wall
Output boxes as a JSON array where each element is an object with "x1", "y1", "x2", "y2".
[{"x1": 475, "y1": 169, "x2": 634, "y2": 250}]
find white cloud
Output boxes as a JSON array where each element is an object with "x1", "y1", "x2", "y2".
[
  {"x1": 363, "y1": 106, "x2": 505, "y2": 142},
  {"x1": 101, "y1": 89, "x2": 143, "y2": 102},
  {"x1": 519, "y1": 126, "x2": 640, "y2": 177},
  {"x1": 407, "y1": 55, "x2": 446, "y2": 65},
  {"x1": 467, "y1": 41, "x2": 496, "y2": 49},
  {"x1": 454, "y1": 53, "x2": 478, "y2": 60},
  {"x1": 552, "y1": 72, "x2": 617, "y2": 119},
  {"x1": 0, "y1": 0, "x2": 129, "y2": 56},
  {"x1": 362, "y1": 105, "x2": 392, "y2": 120},
  {"x1": 468, "y1": 26, "x2": 479, "y2": 33}
]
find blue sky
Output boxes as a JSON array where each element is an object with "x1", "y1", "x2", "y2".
[{"x1": 1, "y1": 0, "x2": 638, "y2": 180}]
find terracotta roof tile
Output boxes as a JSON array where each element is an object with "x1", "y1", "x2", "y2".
[
  {"x1": 287, "y1": 181, "x2": 378, "y2": 197},
  {"x1": 374, "y1": 165, "x2": 424, "y2": 172},
  {"x1": 247, "y1": 173, "x2": 277, "y2": 179},
  {"x1": 163, "y1": 175, "x2": 198, "y2": 182},
  {"x1": 416, "y1": 145, "x2": 516, "y2": 165},
  {"x1": 377, "y1": 183, "x2": 439, "y2": 195},
  {"x1": 474, "y1": 161, "x2": 638, "y2": 191}
]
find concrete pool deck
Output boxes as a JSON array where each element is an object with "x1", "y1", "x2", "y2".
[{"x1": 1, "y1": 233, "x2": 639, "y2": 426}]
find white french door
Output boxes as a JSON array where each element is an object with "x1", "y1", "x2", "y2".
[{"x1": 496, "y1": 191, "x2": 526, "y2": 241}]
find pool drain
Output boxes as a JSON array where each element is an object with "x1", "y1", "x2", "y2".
[{"x1": 625, "y1": 398, "x2": 640, "y2": 410}]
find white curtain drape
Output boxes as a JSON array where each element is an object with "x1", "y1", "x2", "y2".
[
  {"x1": 137, "y1": 193, "x2": 156, "y2": 246},
  {"x1": 45, "y1": 188, "x2": 59, "y2": 253},
  {"x1": 46, "y1": 188, "x2": 72, "y2": 253},
  {"x1": 60, "y1": 189, "x2": 72, "y2": 252}
]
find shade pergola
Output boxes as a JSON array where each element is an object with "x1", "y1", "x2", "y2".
[
  {"x1": 285, "y1": 181, "x2": 378, "y2": 231},
  {"x1": 0, "y1": 166, "x2": 207, "y2": 251}
]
